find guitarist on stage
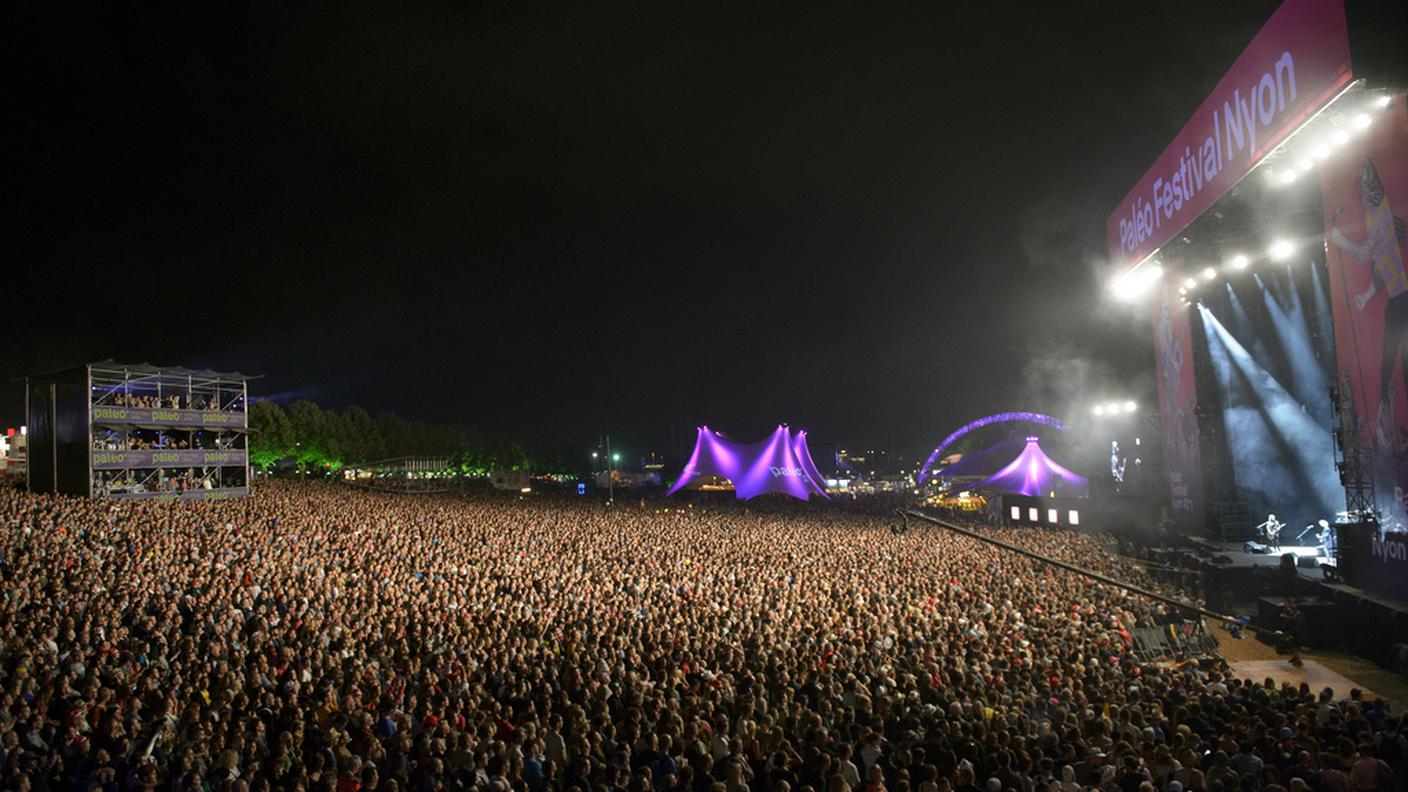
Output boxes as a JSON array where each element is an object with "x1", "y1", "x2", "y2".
[{"x1": 1254, "y1": 513, "x2": 1285, "y2": 551}]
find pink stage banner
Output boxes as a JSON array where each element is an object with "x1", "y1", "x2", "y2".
[
  {"x1": 1321, "y1": 96, "x2": 1408, "y2": 525},
  {"x1": 1154, "y1": 258, "x2": 1203, "y2": 528},
  {"x1": 1108, "y1": 0, "x2": 1352, "y2": 273}
]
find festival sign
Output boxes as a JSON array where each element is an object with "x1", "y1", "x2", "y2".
[
  {"x1": 1108, "y1": 0, "x2": 1352, "y2": 273},
  {"x1": 1320, "y1": 96, "x2": 1408, "y2": 526},
  {"x1": 91, "y1": 449, "x2": 247, "y2": 469},
  {"x1": 90, "y1": 406, "x2": 247, "y2": 429},
  {"x1": 1153, "y1": 258, "x2": 1204, "y2": 531}
]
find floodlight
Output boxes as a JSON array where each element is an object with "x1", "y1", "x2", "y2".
[
  {"x1": 1313, "y1": 145, "x2": 1332, "y2": 161},
  {"x1": 1229, "y1": 254, "x2": 1249, "y2": 270},
  {"x1": 1178, "y1": 286, "x2": 1187, "y2": 295},
  {"x1": 1377, "y1": 95, "x2": 1391, "y2": 108},
  {"x1": 1332, "y1": 130, "x2": 1350, "y2": 145},
  {"x1": 1123, "y1": 400, "x2": 1137, "y2": 413},
  {"x1": 1184, "y1": 278, "x2": 1197, "y2": 290},
  {"x1": 1269, "y1": 239, "x2": 1295, "y2": 261},
  {"x1": 1353, "y1": 114, "x2": 1372, "y2": 129},
  {"x1": 1202, "y1": 267, "x2": 1217, "y2": 281},
  {"x1": 1279, "y1": 169, "x2": 1299, "y2": 185},
  {"x1": 1093, "y1": 405, "x2": 1105, "y2": 416},
  {"x1": 1298, "y1": 158, "x2": 1315, "y2": 172}
]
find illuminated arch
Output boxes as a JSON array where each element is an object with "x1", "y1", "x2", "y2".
[{"x1": 917, "y1": 411, "x2": 1066, "y2": 484}]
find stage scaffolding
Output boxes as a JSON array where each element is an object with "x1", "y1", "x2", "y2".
[{"x1": 26, "y1": 361, "x2": 255, "y2": 500}]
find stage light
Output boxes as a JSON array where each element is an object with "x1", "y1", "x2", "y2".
[
  {"x1": 1184, "y1": 277, "x2": 1197, "y2": 290},
  {"x1": 1313, "y1": 145, "x2": 1332, "y2": 161},
  {"x1": 1378, "y1": 95, "x2": 1392, "y2": 108},
  {"x1": 1110, "y1": 262, "x2": 1162, "y2": 301},
  {"x1": 1332, "y1": 129, "x2": 1350, "y2": 145},
  {"x1": 1352, "y1": 113, "x2": 1372, "y2": 130},
  {"x1": 1178, "y1": 286, "x2": 1187, "y2": 295},
  {"x1": 1203, "y1": 267, "x2": 1217, "y2": 281},
  {"x1": 1093, "y1": 405, "x2": 1105, "y2": 416},
  {"x1": 1298, "y1": 158, "x2": 1315, "y2": 172},
  {"x1": 1269, "y1": 239, "x2": 1295, "y2": 261},
  {"x1": 1279, "y1": 169, "x2": 1299, "y2": 185},
  {"x1": 1123, "y1": 400, "x2": 1137, "y2": 413},
  {"x1": 1229, "y1": 254, "x2": 1249, "y2": 270}
]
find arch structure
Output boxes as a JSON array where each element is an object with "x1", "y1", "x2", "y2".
[
  {"x1": 667, "y1": 425, "x2": 830, "y2": 500},
  {"x1": 917, "y1": 412, "x2": 1066, "y2": 485}
]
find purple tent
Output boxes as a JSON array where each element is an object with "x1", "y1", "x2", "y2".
[
  {"x1": 667, "y1": 425, "x2": 830, "y2": 500},
  {"x1": 934, "y1": 432, "x2": 1026, "y2": 479},
  {"x1": 969, "y1": 436, "x2": 1088, "y2": 497}
]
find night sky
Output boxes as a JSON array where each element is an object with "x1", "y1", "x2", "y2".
[{"x1": 11, "y1": 1, "x2": 1285, "y2": 459}]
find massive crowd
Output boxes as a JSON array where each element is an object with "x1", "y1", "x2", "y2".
[{"x1": 0, "y1": 482, "x2": 1401, "y2": 792}]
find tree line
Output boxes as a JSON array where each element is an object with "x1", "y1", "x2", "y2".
[{"x1": 247, "y1": 400, "x2": 573, "y2": 475}]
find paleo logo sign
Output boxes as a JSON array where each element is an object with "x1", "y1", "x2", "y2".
[{"x1": 769, "y1": 466, "x2": 804, "y2": 478}]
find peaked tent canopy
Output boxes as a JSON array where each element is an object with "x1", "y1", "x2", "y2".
[
  {"x1": 969, "y1": 436, "x2": 1088, "y2": 498},
  {"x1": 667, "y1": 425, "x2": 830, "y2": 500},
  {"x1": 934, "y1": 432, "x2": 1027, "y2": 480}
]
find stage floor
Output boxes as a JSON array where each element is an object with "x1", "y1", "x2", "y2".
[
  {"x1": 1229, "y1": 659, "x2": 1382, "y2": 702},
  {"x1": 1195, "y1": 540, "x2": 1332, "y2": 577}
]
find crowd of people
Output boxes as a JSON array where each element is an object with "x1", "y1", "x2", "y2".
[
  {"x1": 94, "y1": 431, "x2": 240, "y2": 452},
  {"x1": 0, "y1": 482, "x2": 1401, "y2": 792},
  {"x1": 103, "y1": 394, "x2": 236, "y2": 412}
]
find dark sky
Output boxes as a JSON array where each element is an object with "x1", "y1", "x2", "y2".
[{"x1": 10, "y1": 1, "x2": 1284, "y2": 459}]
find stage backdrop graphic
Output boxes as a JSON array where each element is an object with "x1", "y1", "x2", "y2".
[
  {"x1": 1154, "y1": 257, "x2": 1204, "y2": 531},
  {"x1": 1321, "y1": 96, "x2": 1408, "y2": 526}
]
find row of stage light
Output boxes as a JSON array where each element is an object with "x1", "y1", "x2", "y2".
[
  {"x1": 1109, "y1": 91, "x2": 1395, "y2": 304},
  {"x1": 1176, "y1": 239, "x2": 1299, "y2": 305},
  {"x1": 1262, "y1": 94, "x2": 1391, "y2": 188},
  {"x1": 1091, "y1": 400, "x2": 1137, "y2": 417}
]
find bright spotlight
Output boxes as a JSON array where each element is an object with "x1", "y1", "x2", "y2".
[
  {"x1": 1378, "y1": 95, "x2": 1392, "y2": 108},
  {"x1": 1279, "y1": 169, "x2": 1299, "y2": 185},
  {"x1": 1093, "y1": 405, "x2": 1105, "y2": 416},
  {"x1": 1184, "y1": 277, "x2": 1198, "y2": 289},
  {"x1": 1313, "y1": 145, "x2": 1332, "y2": 161},
  {"x1": 1178, "y1": 286, "x2": 1187, "y2": 295},
  {"x1": 1203, "y1": 267, "x2": 1217, "y2": 281},
  {"x1": 1297, "y1": 158, "x2": 1315, "y2": 172},
  {"x1": 1332, "y1": 129, "x2": 1350, "y2": 145},
  {"x1": 1269, "y1": 239, "x2": 1295, "y2": 261},
  {"x1": 1110, "y1": 262, "x2": 1162, "y2": 301},
  {"x1": 1123, "y1": 400, "x2": 1137, "y2": 413},
  {"x1": 1229, "y1": 254, "x2": 1249, "y2": 270},
  {"x1": 1353, "y1": 114, "x2": 1372, "y2": 130}
]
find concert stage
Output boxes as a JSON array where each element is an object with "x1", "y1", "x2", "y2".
[{"x1": 1154, "y1": 536, "x2": 1408, "y2": 670}]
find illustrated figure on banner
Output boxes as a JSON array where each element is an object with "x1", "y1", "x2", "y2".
[
  {"x1": 1331, "y1": 157, "x2": 1408, "y2": 454},
  {"x1": 1157, "y1": 291, "x2": 1198, "y2": 513}
]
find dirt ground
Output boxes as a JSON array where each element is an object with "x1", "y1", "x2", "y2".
[{"x1": 1209, "y1": 620, "x2": 1408, "y2": 710}]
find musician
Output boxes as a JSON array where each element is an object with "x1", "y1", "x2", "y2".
[
  {"x1": 1255, "y1": 513, "x2": 1285, "y2": 550},
  {"x1": 1316, "y1": 519, "x2": 1335, "y2": 559}
]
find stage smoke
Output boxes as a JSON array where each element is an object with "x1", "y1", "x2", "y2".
[
  {"x1": 1197, "y1": 306, "x2": 1340, "y2": 529},
  {"x1": 1260, "y1": 268, "x2": 1330, "y2": 426}
]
